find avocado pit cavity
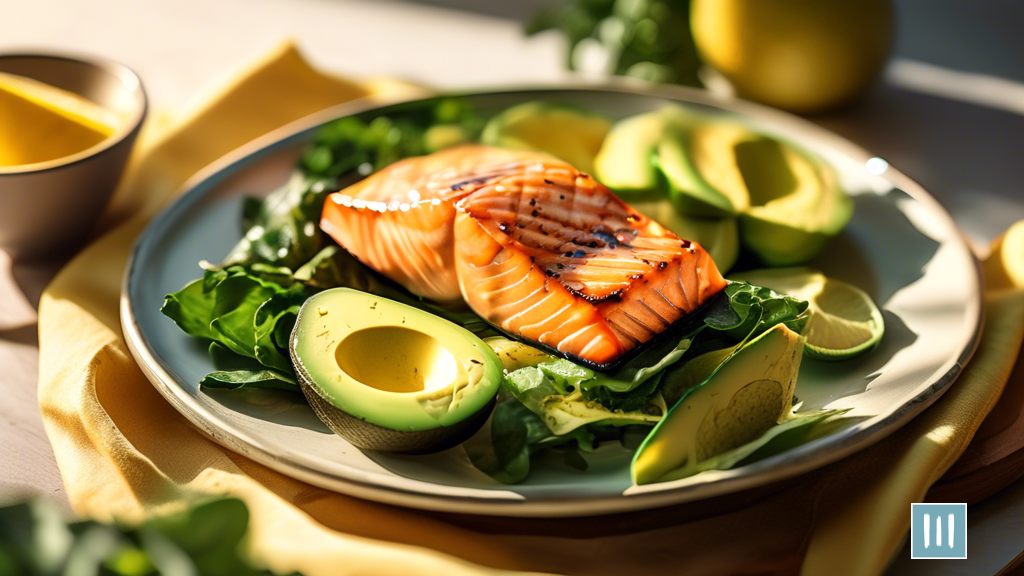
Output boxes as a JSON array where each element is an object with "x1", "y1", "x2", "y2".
[{"x1": 336, "y1": 326, "x2": 458, "y2": 394}]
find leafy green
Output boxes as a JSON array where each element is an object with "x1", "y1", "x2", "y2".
[
  {"x1": 161, "y1": 266, "x2": 308, "y2": 392},
  {"x1": 463, "y1": 399, "x2": 597, "y2": 484},
  {"x1": 222, "y1": 174, "x2": 336, "y2": 270},
  {"x1": 300, "y1": 99, "x2": 482, "y2": 180},
  {"x1": 0, "y1": 498, "x2": 294, "y2": 576},
  {"x1": 528, "y1": 0, "x2": 701, "y2": 86},
  {"x1": 503, "y1": 360, "x2": 664, "y2": 435},
  {"x1": 702, "y1": 282, "x2": 810, "y2": 340},
  {"x1": 223, "y1": 98, "x2": 482, "y2": 271}
]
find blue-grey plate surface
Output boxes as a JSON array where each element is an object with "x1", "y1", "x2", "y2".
[{"x1": 122, "y1": 84, "x2": 982, "y2": 517}]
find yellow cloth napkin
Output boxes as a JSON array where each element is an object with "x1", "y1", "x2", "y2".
[{"x1": 37, "y1": 42, "x2": 1024, "y2": 576}]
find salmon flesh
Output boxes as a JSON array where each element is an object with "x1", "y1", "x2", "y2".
[{"x1": 321, "y1": 146, "x2": 727, "y2": 368}]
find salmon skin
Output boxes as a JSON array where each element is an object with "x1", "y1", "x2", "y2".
[{"x1": 321, "y1": 145, "x2": 727, "y2": 370}]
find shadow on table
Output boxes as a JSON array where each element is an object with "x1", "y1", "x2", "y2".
[{"x1": 0, "y1": 250, "x2": 69, "y2": 333}]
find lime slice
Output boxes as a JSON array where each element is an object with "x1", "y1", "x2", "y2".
[{"x1": 730, "y1": 267, "x2": 884, "y2": 360}]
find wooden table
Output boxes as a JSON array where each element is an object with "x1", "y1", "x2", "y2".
[{"x1": 3, "y1": 0, "x2": 1024, "y2": 573}]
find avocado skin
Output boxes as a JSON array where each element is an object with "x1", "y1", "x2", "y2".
[{"x1": 291, "y1": 342, "x2": 495, "y2": 454}]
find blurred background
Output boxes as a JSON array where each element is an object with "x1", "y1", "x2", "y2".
[{"x1": 5, "y1": 0, "x2": 1023, "y2": 243}]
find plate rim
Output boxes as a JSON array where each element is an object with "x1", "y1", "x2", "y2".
[{"x1": 120, "y1": 80, "x2": 985, "y2": 517}]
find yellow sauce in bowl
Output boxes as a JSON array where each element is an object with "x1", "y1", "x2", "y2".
[{"x1": 0, "y1": 72, "x2": 123, "y2": 168}]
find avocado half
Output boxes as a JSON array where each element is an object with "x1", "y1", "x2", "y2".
[
  {"x1": 290, "y1": 288, "x2": 502, "y2": 454},
  {"x1": 631, "y1": 323, "x2": 805, "y2": 485}
]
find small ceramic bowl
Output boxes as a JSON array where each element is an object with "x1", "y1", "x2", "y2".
[{"x1": 0, "y1": 53, "x2": 147, "y2": 260}]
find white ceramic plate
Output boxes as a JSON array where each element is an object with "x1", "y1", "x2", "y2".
[{"x1": 121, "y1": 84, "x2": 983, "y2": 517}]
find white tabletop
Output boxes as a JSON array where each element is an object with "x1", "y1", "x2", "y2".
[{"x1": 2, "y1": 0, "x2": 1023, "y2": 574}]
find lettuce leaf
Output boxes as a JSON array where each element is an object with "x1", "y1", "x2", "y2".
[
  {"x1": 503, "y1": 360, "x2": 664, "y2": 435},
  {"x1": 500, "y1": 281, "x2": 808, "y2": 429}
]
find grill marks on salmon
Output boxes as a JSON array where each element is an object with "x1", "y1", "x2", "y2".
[{"x1": 321, "y1": 145, "x2": 728, "y2": 367}]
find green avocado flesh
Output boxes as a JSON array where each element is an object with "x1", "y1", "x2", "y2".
[
  {"x1": 481, "y1": 101, "x2": 610, "y2": 174},
  {"x1": 660, "y1": 122, "x2": 751, "y2": 217},
  {"x1": 677, "y1": 120, "x2": 852, "y2": 265},
  {"x1": 738, "y1": 144, "x2": 853, "y2": 265},
  {"x1": 596, "y1": 107, "x2": 852, "y2": 266},
  {"x1": 593, "y1": 106, "x2": 691, "y2": 196},
  {"x1": 290, "y1": 288, "x2": 502, "y2": 453},
  {"x1": 631, "y1": 323, "x2": 805, "y2": 485}
]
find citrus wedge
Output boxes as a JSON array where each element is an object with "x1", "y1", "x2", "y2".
[
  {"x1": 985, "y1": 220, "x2": 1024, "y2": 290},
  {"x1": 731, "y1": 267, "x2": 884, "y2": 361}
]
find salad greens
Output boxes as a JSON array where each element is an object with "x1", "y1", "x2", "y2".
[
  {"x1": 0, "y1": 498, "x2": 292, "y2": 576},
  {"x1": 162, "y1": 265, "x2": 306, "y2": 392},
  {"x1": 221, "y1": 99, "x2": 482, "y2": 270}
]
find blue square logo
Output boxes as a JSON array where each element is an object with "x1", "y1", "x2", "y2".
[{"x1": 911, "y1": 503, "x2": 967, "y2": 559}]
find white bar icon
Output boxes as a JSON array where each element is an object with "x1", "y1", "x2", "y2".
[
  {"x1": 949, "y1": 513, "x2": 955, "y2": 548},
  {"x1": 924, "y1": 513, "x2": 930, "y2": 548},
  {"x1": 937, "y1": 514, "x2": 942, "y2": 547}
]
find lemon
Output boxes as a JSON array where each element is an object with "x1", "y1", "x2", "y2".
[
  {"x1": 985, "y1": 220, "x2": 1024, "y2": 290},
  {"x1": 0, "y1": 71, "x2": 121, "y2": 168},
  {"x1": 731, "y1": 267, "x2": 884, "y2": 360},
  {"x1": 691, "y1": 0, "x2": 894, "y2": 112}
]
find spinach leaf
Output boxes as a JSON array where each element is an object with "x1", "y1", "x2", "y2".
[
  {"x1": 204, "y1": 342, "x2": 299, "y2": 392},
  {"x1": 502, "y1": 361, "x2": 664, "y2": 436},
  {"x1": 463, "y1": 398, "x2": 596, "y2": 484},
  {"x1": 0, "y1": 498, "x2": 294, "y2": 576},
  {"x1": 223, "y1": 98, "x2": 482, "y2": 270},
  {"x1": 161, "y1": 276, "x2": 219, "y2": 341},
  {"x1": 200, "y1": 369, "x2": 299, "y2": 392},
  {"x1": 222, "y1": 174, "x2": 335, "y2": 270},
  {"x1": 161, "y1": 266, "x2": 309, "y2": 387}
]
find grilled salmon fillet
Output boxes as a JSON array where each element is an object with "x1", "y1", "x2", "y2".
[{"x1": 321, "y1": 146, "x2": 727, "y2": 368}]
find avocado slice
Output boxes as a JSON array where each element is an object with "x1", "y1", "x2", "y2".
[
  {"x1": 631, "y1": 323, "x2": 804, "y2": 485},
  {"x1": 659, "y1": 121, "x2": 753, "y2": 217},
  {"x1": 290, "y1": 288, "x2": 502, "y2": 453},
  {"x1": 629, "y1": 199, "x2": 740, "y2": 273},
  {"x1": 593, "y1": 106, "x2": 692, "y2": 198},
  {"x1": 739, "y1": 146, "x2": 853, "y2": 265},
  {"x1": 481, "y1": 101, "x2": 610, "y2": 174}
]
